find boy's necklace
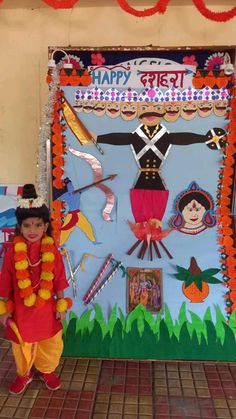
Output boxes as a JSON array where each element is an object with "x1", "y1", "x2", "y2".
[{"x1": 26, "y1": 256, "x2": 42, "y2": 268}]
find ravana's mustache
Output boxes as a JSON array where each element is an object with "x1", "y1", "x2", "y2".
[
  {"x1": 139, "y1": 111, "x2": 165, "y2": 119},
  {"x1": 166, "y1": 109, "x2": 180, "y2": 114}
]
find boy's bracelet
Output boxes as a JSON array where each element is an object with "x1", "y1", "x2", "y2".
[
  {"x1": 55, "y1": 298, "x2": 73, "y2": 313},
  {"x1": 0, "y1": 299, "x2": 14, "y2": 315}
]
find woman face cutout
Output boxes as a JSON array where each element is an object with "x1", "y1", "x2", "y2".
[
  {"x1": 120, "y1": 102, "x2": 137, "y2": 121},
  {"x1": 180, "y1": 101, "x2": 197, "y2": 120},
  {"x1": 164, "y1": 102, "x2": 181, "y2": 122},
  {"x1": 197, "y1": 100, "x2": 213, "y2": 118},
  {"x1": 182, "y1": 199, "x2": 206, "y2": 227}
]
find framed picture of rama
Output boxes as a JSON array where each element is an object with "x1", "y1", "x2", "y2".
[{"x1": 127, "y1": 267, "x2": 163, "y2": 313}]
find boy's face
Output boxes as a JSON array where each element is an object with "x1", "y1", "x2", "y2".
[{"x1": 20, "y1": 217, "x2": 48, "y2": 243}]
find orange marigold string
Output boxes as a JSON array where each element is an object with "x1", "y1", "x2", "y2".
[
  {"x1": 217, "y1": 83, "x2": 236, "y2": 318},
  {"x1": 14, "y1": 236, "x2": 55, "y2": 308}
]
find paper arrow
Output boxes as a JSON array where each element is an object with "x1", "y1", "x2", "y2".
[{"x1": 73, "y1": 174, "x2": 117, "y2": 194}]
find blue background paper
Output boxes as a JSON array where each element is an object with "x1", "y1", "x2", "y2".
[{"x1": 58, "y1": 86, "x2": 225, "y2": 322}]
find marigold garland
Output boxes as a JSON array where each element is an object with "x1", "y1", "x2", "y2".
[
  {"x1": 51, "y1": 90, "x2": 67, "y2": 246},
  {"x1": 14, "y1": 236, "x2": 55, "y2": 308},
  {"x1": 55, "y1": 297, "x2": 73, "y2": 313},
  {"x1": 0, "y1": 300, "x2": 14, "y2": 315},
  {"x1": 217, "y1": 87, "x2": 236, "y2": 319}
]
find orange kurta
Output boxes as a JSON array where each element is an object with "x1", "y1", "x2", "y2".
[{"x1": 0, "y1": 239, "x2": 69, "y2": 343}]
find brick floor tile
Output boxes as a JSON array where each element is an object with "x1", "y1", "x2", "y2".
[
  {"x1": 14, "y1": 407, "x2": 31, "y2": 418},
  {"x1": 44, "y1": 408, "x2": 62, "y2": 418},
  {"x1": 109, "y1": 403, "x2": 123, "y2": 414},
  {"x1": 29, "y1": 407, "x2": 47, "y2": 418},
  {"x1": 60, "y1": 409, "x2": 76, "y2": 419}
]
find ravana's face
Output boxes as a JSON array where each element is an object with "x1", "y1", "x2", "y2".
[
  {"x1": 164, "y1": 101, "x2": 181, "y2": 122},
  {"x1": 120, "y1": 102, "x2": 137, "y2": 121},
  {"x1": 138, "y1": 102, "x2": 165, "y2": 126}
]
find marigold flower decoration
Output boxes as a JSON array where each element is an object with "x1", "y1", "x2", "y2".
[{"x1": 14, "y1": 236, "x2": 55, "y2": 308}]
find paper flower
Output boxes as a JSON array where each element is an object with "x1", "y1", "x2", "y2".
[
  {"x1": 91, "y1": 53, "x2": 106, "y2": 65},
  {"x1": 182, "y1": 55, "x2": 198, "y2": 67},
  {"x1": 204, "y1": 52, "x2": 225, "y2": 70}
]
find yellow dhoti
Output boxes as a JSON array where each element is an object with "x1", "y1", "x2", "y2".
[{"x1": 11, "y1": 330, "x2": 63, "y2": 377}]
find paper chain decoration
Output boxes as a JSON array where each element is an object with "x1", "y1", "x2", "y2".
[
  {"x1": 117, "y1": 0, "x2": 236, "y2": 21},
  {"x1": 3, "y1": 0, "x2": 234, "y2": 22}
]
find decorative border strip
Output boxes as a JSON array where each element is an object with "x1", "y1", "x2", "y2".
[
  {"x1": 47, "y1": 69, "x2": 92, "y2": 87},
  {"x1": 193, "y1": 70, "x2": 232, "y2": 89},
  {"x1": 217, "y1": 84, "x2": 236, "y2": 318},
  {"x1": 51, "y1": 90, "x2": 66, "y2": 246}
]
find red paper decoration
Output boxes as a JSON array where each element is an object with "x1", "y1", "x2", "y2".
[
  {"x1": 117, "y1": 0, "x2": 170, "y2": 17},
  {"x1": 42, "y1": 0, "x2": 79, "y2": 8},
  {"x1": 193, "y1": 0, "x2": 236, "y2": 22},
  {"x1": 1, "y1": 0, "x2": 236, "y2": 21}
]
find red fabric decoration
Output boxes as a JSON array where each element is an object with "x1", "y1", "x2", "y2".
[
  {"x1": 192, "y1": 0, "x2": 236, "y2": 22},
  {"x1": 130, "y1": 189, "x2": 169, "y2": 222},
  {"x1": 42, "y1": 0, "x2": 79, "y2": 8},
  {"x1": 117, "y1": 0, "x2": 170, "y2": 17}
]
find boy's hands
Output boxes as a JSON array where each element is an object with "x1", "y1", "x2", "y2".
[
  {"x1": 0, "y1": 313, "x2": 10, "y2": 327},
  {"x1": 55, "y1": 311, "x2": 66, "y2": 321}
]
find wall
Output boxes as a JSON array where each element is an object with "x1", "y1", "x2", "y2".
[{"x1": 0, "y1": 0, "x2": 235, "y2": 184}]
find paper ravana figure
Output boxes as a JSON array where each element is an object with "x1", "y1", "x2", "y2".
[
  {"x1": 95, "y1": 100, "x2": 226, "y2": 259},
  {"x1": 61, "y1": 90, "x2": 226, "y2": 259}
]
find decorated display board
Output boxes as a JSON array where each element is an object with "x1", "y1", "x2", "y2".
[{"x1": 48, "y1": 47, "x2": 236, "y2": 360}]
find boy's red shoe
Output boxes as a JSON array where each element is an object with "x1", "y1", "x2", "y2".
[
  {"x1": 39, "y1": 372, "x2": 61, "y2": 390},
  {"x1": 9, "y1": 373, "x2": 33, "y2": 395}
]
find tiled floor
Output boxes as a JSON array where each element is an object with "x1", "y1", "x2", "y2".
[{"x1": 1, "y1": 329, "x2": 236, "y2": 418}]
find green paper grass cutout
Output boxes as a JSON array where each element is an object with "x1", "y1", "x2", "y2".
[{"x1": 62, "y1": 303, "x2": 236, "y2": 361}]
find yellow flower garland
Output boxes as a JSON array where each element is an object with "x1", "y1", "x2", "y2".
[
  {"x1": 56, "y1": 297, "x2": 73, "y2": 313},
  {"x1": 14, "y1": 236, "x2": 55, "y2": 308},
  {"x1": 0, "y1": 299, "x2": 14, "y2": 315}
]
